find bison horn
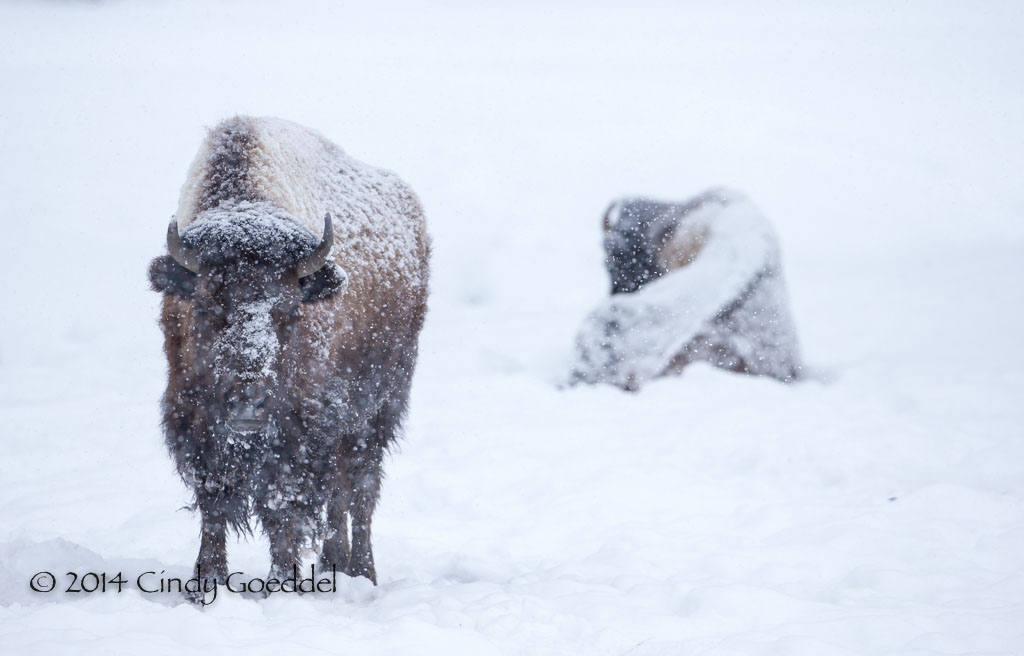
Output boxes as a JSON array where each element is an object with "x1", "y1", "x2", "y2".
[
  {"x1": 297, "y1": 213, "x2": 334, "y2": 279},
  {"x1": 167, "y1": 218, "x2": 200, "y2": 273},
  {"x1": 602, "y1": 201, "x2": 620, "y2": 232}
]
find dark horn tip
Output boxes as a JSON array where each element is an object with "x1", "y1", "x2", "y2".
[
  {"x1": 297, "y1": 212, "x2": 335, "y2": 279},
  {"x1": 167, "y1": 217, "x2": 200, "y2": 273}
]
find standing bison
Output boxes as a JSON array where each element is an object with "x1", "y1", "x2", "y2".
[{"x1": 148, "y1": 116, "x2": 430, "y2": 593}]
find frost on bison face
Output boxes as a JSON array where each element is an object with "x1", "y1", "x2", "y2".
[{"x1": 148, "y1": 116, "x2": 430, "y2": 600}]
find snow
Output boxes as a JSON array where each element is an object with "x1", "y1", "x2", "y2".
[
  {"x1": 571, "y1": 190, "x2": 801, "y2": 389},
  {"x1": 214, "y1": 295, "x2": 280, "y2": 384},
  {"x1": 181, "y1": 199, "x2": 320, "y2": 267},
  {"x1": 2, "y1": 1, "x2": 1024, "y2": 654}
]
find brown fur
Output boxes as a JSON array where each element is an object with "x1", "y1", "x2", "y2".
[{"x1": 151, "y1": 117, "x2": 429, "y2": 596}]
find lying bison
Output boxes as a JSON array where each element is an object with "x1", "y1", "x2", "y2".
[
  {"x1": 148, "y1": 116, "x2": 430, "y2": 594},
  {"x1": 570, "y1": 188, "x2": 800, "y2": 390}
]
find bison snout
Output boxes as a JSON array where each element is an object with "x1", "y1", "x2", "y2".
[{"x1": 225, "y1": 385, "x2": 270, "y2": 433}]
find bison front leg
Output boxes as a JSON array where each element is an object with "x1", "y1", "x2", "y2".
[
  {"x1": 318, "y1": 480, "x2": 351, "y2": 575},
  {"x1": 186, "y1": 494, "x2": 230, "y2": 605},
  {"x1": 258, "y1": 504, "x2": 308, "y2": 584},
  {"x1": 344, "y1": 432, "x2": 384, "y2": 584},
  {"x1": 196, "y1": 513, "x2": 227, "y2": 580}
]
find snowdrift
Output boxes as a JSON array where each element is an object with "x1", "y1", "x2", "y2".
[{"x1": 570, "y1": 190, "x2": 801, "y2": 390}]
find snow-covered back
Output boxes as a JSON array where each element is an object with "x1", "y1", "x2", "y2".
[
  {"x1": 571, "y1": 192, "x2": 800, "y2": 389},
  {"x1": 179, "y1": 115, "x2": 428, "y2": 291}
]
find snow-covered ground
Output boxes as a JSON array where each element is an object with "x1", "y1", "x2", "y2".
[{"x1": 2, "y1": 1, "x2": 1023, "y2": 653}]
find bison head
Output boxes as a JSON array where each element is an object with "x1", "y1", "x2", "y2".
[
  {"x1": 149, "y1": 203, "x2": 346, "y2": 434},
  {"x1": 602, "y1": 199, "x2": 683, "y2": 295}
]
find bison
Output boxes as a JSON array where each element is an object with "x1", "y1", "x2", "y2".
[
  {"x1": 570, "y1": 188, "x2": 801, "y2": 390},
  {"x1": 148, "y1": 116, "x2": 430, "y2": 595}
]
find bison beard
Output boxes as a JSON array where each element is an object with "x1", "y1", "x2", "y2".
[{"x1": 148, "y1": 117, "x2": 430, "y2": 599}]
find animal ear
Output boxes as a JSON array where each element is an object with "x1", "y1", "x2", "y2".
[
  {"x1": 148, "y1": 254, "x2": 197, "y2": 298},
  {"x1": 300, "y1": 263, "x2": 348, "y2": 303}
]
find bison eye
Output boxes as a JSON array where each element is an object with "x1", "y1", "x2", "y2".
[{"x1": 195, "y1": 304, "x2": 225, "y2": 319}]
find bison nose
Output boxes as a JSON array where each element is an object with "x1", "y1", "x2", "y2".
[{"x1": 226, "y1": 387, "x2": 269, "y2": 433}]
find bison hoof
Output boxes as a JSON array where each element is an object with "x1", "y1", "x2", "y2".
[
  {"x1": 346, "y1": 561, "x2": 377, "y2": 585},
  {"x1": 183, "y1": 584, "x2": 216, "y2": 607}
]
